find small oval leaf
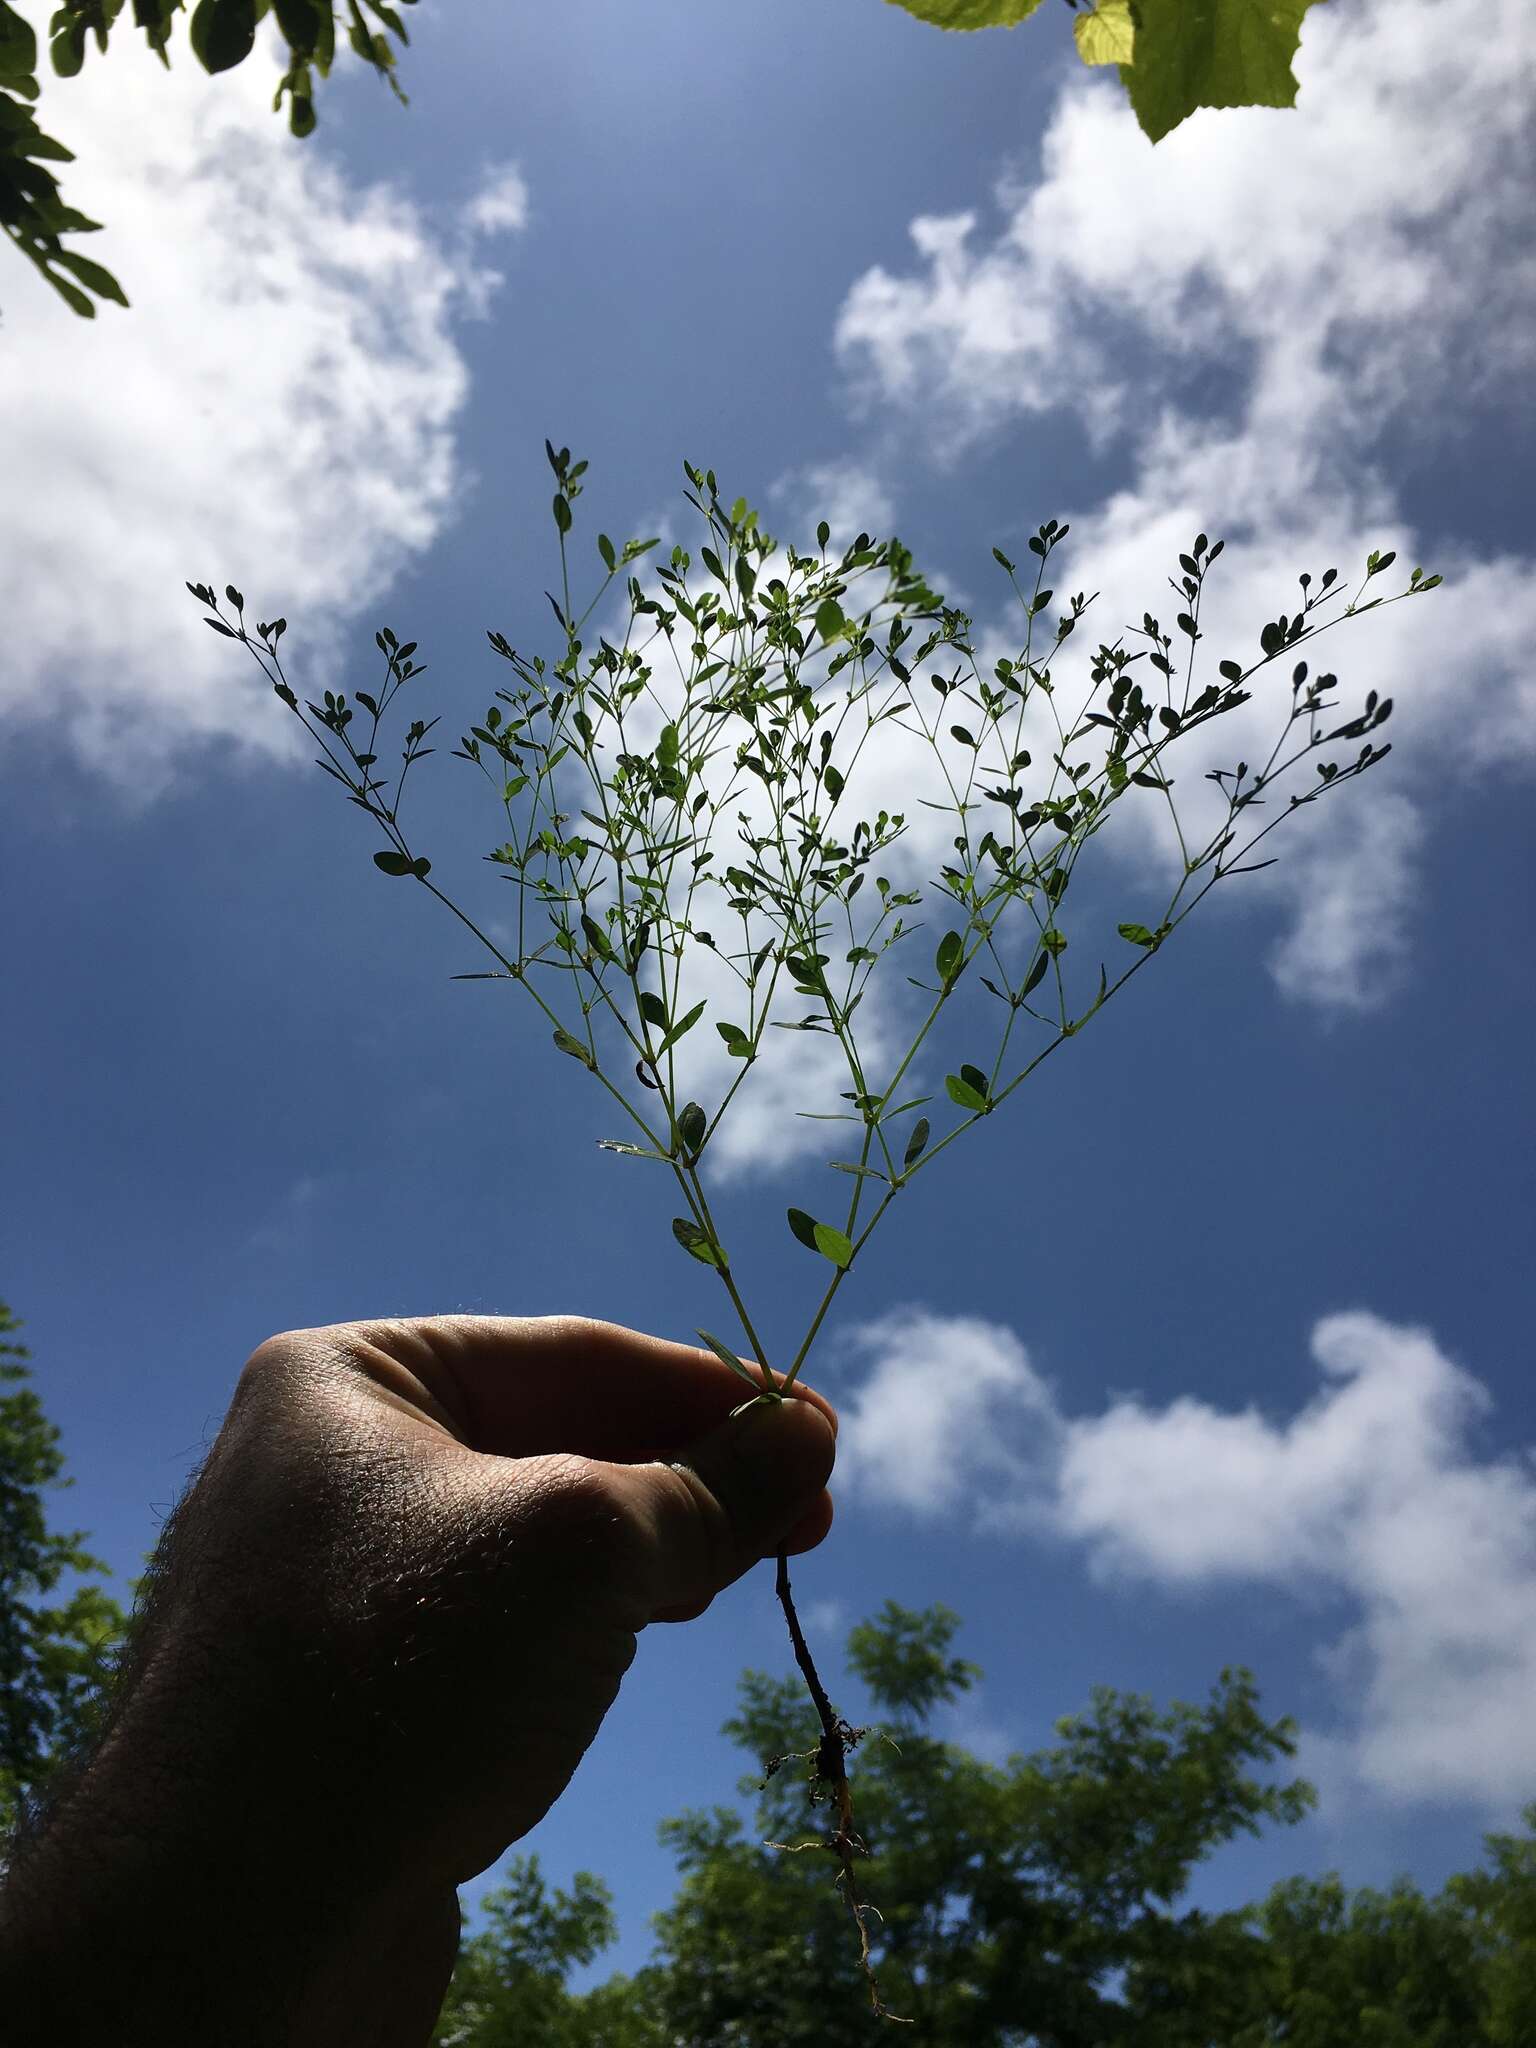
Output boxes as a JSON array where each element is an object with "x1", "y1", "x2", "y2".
[{"x1": 552, "y1": 1026, "x2": 595, "y2": 1070}]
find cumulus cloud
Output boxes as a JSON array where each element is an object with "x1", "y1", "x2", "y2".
[
  {"x1": 829, "y1": 0, "x2": 1536, "y2": 1012},
  {"x1": 834, "y1": 1309, "x2": 1061, "y2": 1518},
  {"x1": 833, "y1": 1303, "x2": 1536, "y2": 1810},
  {"x1": 770, "y1": 461, "x2": 898, "y2": 547},
  {"x1": 0, "y1": 37, "x2": 527, "y2": 788}
]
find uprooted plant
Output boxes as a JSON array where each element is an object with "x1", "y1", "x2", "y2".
[{"x1": 190, "y1": 446, "x2": 1437, "y2": 2017}]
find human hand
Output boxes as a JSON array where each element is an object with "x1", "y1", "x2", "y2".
[{"x1": 0, "y1": 1315, "x2": 837, "y2": 2045}]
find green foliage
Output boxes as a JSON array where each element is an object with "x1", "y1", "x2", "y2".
[
  {"x1": 0, "y1": 0, "x2": 412, "y2": 316},
  {"x1": 0, "y1": 1300, "x2": 129, "y2": 1844},
  {"x1": 435, "y1": 1609, "x2": 1536, "y2": 2046},
  {"x1": 431, "y1": 1855, "x2": 665, "y2": 2048},
  {"x1": 1122, "y1": 0, "x2": 1322, "y2": 145},
  {"x1": 886, "y1": 0, "x2": 1327, "y2": 143},
  {"x1": 635, "y1": 1604, "x2": 1317, "y2": 2044},
  {"x1": 199, "y1": 458, "x2": 1429, "y2": 1424},
  {"x1": 889, "y1": 0, "x2": 1044, "y2": 27}
]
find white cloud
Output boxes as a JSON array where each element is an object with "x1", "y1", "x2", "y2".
[
  {"x1": 464, "y1": 162, "x2": 530, "y2": 235},
  {"x1": 771, "y1": 461, "x2": 897, "y2": 547},
  {"x1": 0, "y1": 37, "x2": 527, "y2": 789},
  {"x1": 829, "y1": 0, "x2": 1536, "y2": 1013},
  {"x1": 832, "y1": 1303, "x2": 1536, "y2": 1811},
  {"x1": 834, "y1": 1308, "x2": 1060, "y2": 1518}
]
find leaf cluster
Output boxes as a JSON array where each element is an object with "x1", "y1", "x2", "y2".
[
  {"x1": 889, "y1": 0, "x2": 1327, "y2": 144},
  {"x1": 195, "y1": 453, "x2": 1436, "y2": 1413},
  {"x1": 0, "y1": 0, "x2": 412, "y2": 315}
]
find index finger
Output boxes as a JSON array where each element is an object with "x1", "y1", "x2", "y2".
[{"x1": 333, "y1": 1314, "x2": 838, "y2": 1464}]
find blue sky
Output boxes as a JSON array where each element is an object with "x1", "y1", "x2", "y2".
[{"x1": 4, "y1": 0, "x2": 1536, "y2": 1984}]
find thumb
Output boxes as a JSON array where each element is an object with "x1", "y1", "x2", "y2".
[{"x1": 616, "y1": 1394, "x2": 837, "y2": 1620}]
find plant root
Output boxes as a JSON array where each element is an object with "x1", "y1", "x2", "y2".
[{"x1": 769, "y1": 1549, "x2": 913, "y2": 2025}]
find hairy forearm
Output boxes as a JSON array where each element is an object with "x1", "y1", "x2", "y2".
[
  {"x1": 0, "y1": 1429, "x2": 461, "y2": 2046},
  {"x1": 0, "y1": 1695, "x2": 461, "y2": 2046}
]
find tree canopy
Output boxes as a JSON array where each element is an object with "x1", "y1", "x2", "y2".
[
  {"x1": 432, "y1": 1600, "x2": 1536, "y2": 2047},
  {"x1": 0, "y1": 1299, "x2": 128, "y2": 1845}
]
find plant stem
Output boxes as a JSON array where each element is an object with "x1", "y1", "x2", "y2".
[{"x1": 774, "y1": 1549, "x2": 904, "y2": 2022}]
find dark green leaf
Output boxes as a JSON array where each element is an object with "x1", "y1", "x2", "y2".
[
  {"x1": 697, "y1": 1328, "x2": 765, "y2": 1392},
  {"x1": 552, "y1": 1026, "x2": 595, "y2": 1070},
  {"x1": 945, "y1": 1072, "x2": 988, "y2": 1112},
  {"x1": 1023, "y1": 951, "x2": 1051, "y2": 996},
  {"x1": 935, "y1": 929, "x2": 964, "y2": 988},
  {"x1": 673, "y1": 1218, "x2": 728, "y2": 1269},
  {"x1": 372, "y1": 850, "x2": 413, "y2": 875},
  {"x1": 815, "y1": 597, "x2": 847, "y2": 643},
  {"x1": 581, "y1": 913, "x2": 615, "y2": 960},
  {"x1": 786, "y1": 1207, "x2": 819, "y2": 1253},
  {"x1": 678, "y1": 1102, "x2": 706, "y2": 1155},
  {"x1": 903, "y1": 1117, "x2": 930, "y2": 1169},
  {"x1": 190, "y1": 0, "x2": 258, "y2": 74}
]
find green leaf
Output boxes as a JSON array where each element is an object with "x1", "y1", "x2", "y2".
[
  {"x1": 581, "y1": 912, "x2": 615, "y2": 960},
  {"x1": 1123, "y1": 0, "x2": 1322, "y2": 145},
  {"x1": 788, "y1": 1208, "x2": 853, "y2": 1267},
  {"x1": 945, "y1": 1072, "x2": 988, "y2": 1112},
  {"x1": 552, "y1": 1026, "x2": 595, "y2": 1070},
  {"x1": 1118, "y1": 921, "x2": 1158, "y2": 946},
  {"x1": 553, "y1": 493, "x2": 572, "y2": 534},
  {"x1": 814, "y1": 597, "x2": 847, "y2": 643},
  {"x1": 1022, "y1": 952, "x2": 1051, "y2": 996},
  {"x1": 935, "y1": 929, "x2": 964, "y2": 988},
  {"x1": 673, "y1": 1218, "x2": 728, "y2": 1269},
  {"x1": 786, "y1": 1207, "x2": 819, "y2": 1253},
  {"x1": 716, "y1": 1021, "x2": 752, "y2": 1057},
  {"x1": 697, "y1": 1328, "x2": 767, "y2": 1393},
  {"x1": 657, "y1": 722, "x2": 680, "y2": 769},
  {"x1": 190, "y1": 0, "x2": 259, "y2": 75},
  {"x1": 639, "y1": 990, "x2": 668, "y2": 1031},
  {"x1": 883, "y1": 0, "x2": 1045, "y2": 26},
  {"x1": 1074, "y1": 0, "x2": 1135, "y2": 65},
  {"x1": 677, "y1": 1101, "x2": 706, "y2": 1155},
  {"x1": 0, "y1": 2, "x2": 38, "y2": 85},
  {"x1": 49, "y1": 14, "x2": 86, "y2": 74},
  {"x1": 372, "y1": 850, "x2": 413, "y2": 876},
  {"x1": 823, "y1": 764, "x2": 844, "y2": 801},
  {"x1": 660, "y1": 999, "x2": 705, "y2": 1052},
  {"x1": 903, "y1": 1116, "x2": 931, "y2": 1169},
  {"x1": 813, "y1": 1222, "x2": 853, "y2": 1268},
  {"x1": 272, "y1": 0, "x2": 324, "y2": 55},
  {"x1": 596, "y1": 1139, "x2": 669, "y2": 1160}
]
